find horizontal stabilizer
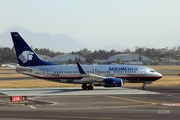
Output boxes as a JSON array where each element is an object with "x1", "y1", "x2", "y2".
[{"x1": 23, "y1": 71, "x2": 44, "y2": 78}]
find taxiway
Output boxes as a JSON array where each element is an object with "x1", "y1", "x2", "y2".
[{"x1": 0, "y1": 86, "x2": 179, "y2": 120}]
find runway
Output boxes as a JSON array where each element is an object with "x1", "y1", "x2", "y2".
[
  {"x1": 0, "y1": 87, "x2": 159, "y2": 96},
  {"x1": 0, "y1": 86, "x2": 180, "y2": 120}
]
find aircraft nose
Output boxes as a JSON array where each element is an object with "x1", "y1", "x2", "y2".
[{"x1": 157, "y1": 72, "x2": 163, "y2": 78}]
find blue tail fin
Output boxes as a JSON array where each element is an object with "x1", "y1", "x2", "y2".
[{"x1": 11, "y1": 32, "x2": 56, "y2": 66}]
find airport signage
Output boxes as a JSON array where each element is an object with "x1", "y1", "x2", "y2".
[{"x1": 11, "y1": 96, "x2": 23, "y2": 102}]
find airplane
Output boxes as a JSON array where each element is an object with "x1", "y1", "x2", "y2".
[{"x1": 10, "y1": 32, "x2": 162, "y2": 90}]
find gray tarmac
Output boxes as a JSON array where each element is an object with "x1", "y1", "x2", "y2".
[{"x1": 0, "y1": 86, "x2": 180, "y2": 120}]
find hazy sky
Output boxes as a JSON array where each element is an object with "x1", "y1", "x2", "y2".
[{"x1": 1, "y1": 0, "x2": 180, "y2": 47}]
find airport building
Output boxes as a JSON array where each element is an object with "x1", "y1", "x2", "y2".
[
  {"x1": 106, "y1": 54, "x2": 151, "y2": 65},
  {"x1": 39, "y1": 55, "x2": 54, "y2": 62},
  {"x1": 39, "y1": 54, "x2": 151, "y2": 65},
  {"x1": 39, "y1": 54, "x2": 86, "y2": 64}
]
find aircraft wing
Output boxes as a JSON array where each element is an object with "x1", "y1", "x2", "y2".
[
  {"x1": 81, "y1": 73, "x2": 106, "y2": 82},
  {"x1": 76, "y1": 62, "x2": 107, "y2": 82}
]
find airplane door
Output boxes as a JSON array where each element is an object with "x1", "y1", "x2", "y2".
[
  {"x1": 44, "y1": 69, "x2": 48, "y2": 76},
  {"x1": 141, "y1": 69, "x2": 146, "y2": 75}
]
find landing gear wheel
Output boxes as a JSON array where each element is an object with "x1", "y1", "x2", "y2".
[
  {"x1": 142, "y1": 86, "x2": 146, "y2": 90},
  {"x1": 82, "y1": 84, "x2": 87, "y2": 90},
  {"x1": 88, "y1": 85, "x2": 93, "y2": 90}
]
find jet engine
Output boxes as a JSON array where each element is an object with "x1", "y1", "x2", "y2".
[{"x1": 94, "y1": 78, "x2": 123, "y2": 87}]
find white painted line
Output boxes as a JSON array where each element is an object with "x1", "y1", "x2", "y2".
[
  {"x1": 162, "y1": 103, "x2": 180, "y2": 107},
  {"x1": 29, "y1": 105, "x2": 36, "y2": 109},
  {"x1": 28, "y1": 96, "x2": 57, "y2": 106},
  {"x1": 28, "y1": 95, "x2": 43, "y2": 100}
]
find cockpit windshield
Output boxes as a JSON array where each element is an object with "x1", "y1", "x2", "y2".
[{"x1": 150, "y1": 70, "x2": 155, "y2": 72}]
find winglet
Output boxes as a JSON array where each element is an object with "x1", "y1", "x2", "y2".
[{"x1": 76, "y1": 62, "x2": 86, "y2": 74}]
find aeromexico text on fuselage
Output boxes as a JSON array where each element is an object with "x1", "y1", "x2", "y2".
[{"x1": 108, "y1": 67, "x2": 138, "y2": 71}]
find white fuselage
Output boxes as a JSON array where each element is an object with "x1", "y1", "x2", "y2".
[{"x1": 23, "y1": 64, "x2": 162, "y2": 84}]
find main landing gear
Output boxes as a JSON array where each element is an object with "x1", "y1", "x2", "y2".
[{"x1": 82, "y1": 84, "x2": 93, "y2": 90}]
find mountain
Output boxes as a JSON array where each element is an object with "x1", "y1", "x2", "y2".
[
  {"x1": 81, "y1": 30, "x2": 180, "y2": 51},
  {"x1": 101, "y1": 45, "x2": 127, "y2": 51},
  {"x1": 1, "y1": 27, "x2": 180, "y2": 52},
  {"x1": 0, "y1": 27, "x2": 85, "y2": 52},
  {"x1": 139, "y1": 31, "x2": 180, "y2": 49}
]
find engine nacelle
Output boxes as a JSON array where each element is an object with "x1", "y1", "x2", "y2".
[{"x1": 104, "y1": 78, "x2": 123, "y2": 87}]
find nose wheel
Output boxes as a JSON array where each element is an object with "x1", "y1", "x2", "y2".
[
  {"x1": 142, "y1": 82, "x2": 152, "y2": 90},
  {"x1": 142, "y1": 85, "x2": 146, "y2": 89}
]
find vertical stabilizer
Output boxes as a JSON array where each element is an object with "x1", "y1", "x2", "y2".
[{"x1": 11, "y1": 32, "x2": 56, "y2": 66}]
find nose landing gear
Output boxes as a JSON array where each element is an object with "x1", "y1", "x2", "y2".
[
  {"x1": 142, "y1": 81, "x2": 152, "y2": 90},
  {"x1": 142, "y1": 85, "x2": 146, "y2": 90}
]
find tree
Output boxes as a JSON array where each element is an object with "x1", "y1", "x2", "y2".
[
  {"x1": 123, "y1": 48, "x2": 131, "y2": 54},
  {"x1": 139, "y1": 54, "x2": 143, "y2": 61},
  {"x1": 86, "y1": 57, "x2": 94, "y2": 64},
  {"x1": 68, "y1": 59, "x2": 72, "y2": 64},
  {"x1": 116, "y1": 58, "x2": 122, "y2": 64},
  {"x1": 75, "y1": 56, "x2": 78, "y2": 62},
  {"x1": 78, "y1": 57, "x2": 81, "y2": 63},
  {"x1": 44, "y1": 57, "x2": 49, "y2": 61}
]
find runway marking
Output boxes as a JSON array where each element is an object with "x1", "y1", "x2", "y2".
[
  {"x1": 43, "y1": 104, "x2": 153, "y2": 110},
  {"x1": 28, "y1": 96, "x2": 57, "y2": 106},
  {"x1": 162, "y1": 103, "x2": 180, "y2": 107},
  {"x1": 96, "y1": 104, "x2": 153, "y2": 109},
  {"x1": 105, "y1": 95, "x2": 157, "y2": 105},
  {"x1": 29, "y1": 105, "x2": 36, "y2": 109},
  {"x1": 28, "y1": 95, "x2": 43, "y2": 100}
]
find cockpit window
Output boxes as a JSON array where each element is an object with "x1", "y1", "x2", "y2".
[{"x1": 150, "y1": 70, "x2": 155, "y2": 72}]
